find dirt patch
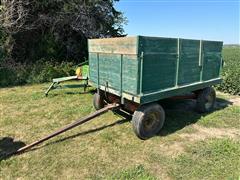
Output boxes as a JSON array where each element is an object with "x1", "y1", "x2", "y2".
[
  {"x1": 229, "y1": 97, "x2": 240, "y2": 106},
  {"x1": 159, "y1": 142, "x2": 185, "y2": 157},
  {"x1": 180, "y1": 125, "x2": 240, "y2": 141},
  {"x1": 158, "y1": 125, "x2": 240, "y2": 157}
]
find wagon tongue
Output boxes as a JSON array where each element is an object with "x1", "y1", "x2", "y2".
[{"x1": 13, "y1": 103, "x2": 120, "y2": 155}]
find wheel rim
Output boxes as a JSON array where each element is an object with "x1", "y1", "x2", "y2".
[
  {"x1": 143, "y1": 112, "x2": 160, "y2": 132},
  {"x1": 205, "y1": 93, "x2": 214, "y2": 109}
]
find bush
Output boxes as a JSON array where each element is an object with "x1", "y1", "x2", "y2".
[
  {"x1": 217, "y1": 47, "x2": 240, "y2": 95},
  {"x1": 0, "y1": 59, "x2": 29, "y2": 86},
  {"x1": 0, "y1": 59, "x2": 76, "y2": 87},
  {"x1": 27, "y1": 60, "x2": 76, "y2": 84}
]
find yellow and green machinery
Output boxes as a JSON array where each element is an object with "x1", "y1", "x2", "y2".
[{"x1": 45, "y1": 61, "x2": 89, "y2": 96}]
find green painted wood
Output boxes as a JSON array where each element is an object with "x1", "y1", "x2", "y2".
[
  {"x1": 89, "y1": 51, "x2": 139, "y2": 95},
  {"x1": 139, "y1": 37, "x2": 178, "y2": 94},
  {"x1": 98, "y1": 54, "x2": 121, "y2": 90},
  {"x1": 141, "y1": 53, "x2": 177, "y2": 93},
  {"x1": 89, "y1": 53, "x2": 98, "y2": 85},
  {"x1": 202, "y1": 41, "x2": 223, "y2": 81},
  {"x1": 175, "y1": 38, "x2": 180, "y2": 86},
  {"x1": 178, "y1": 39, "x2": 201, "y2": 85},
  {"x1": 122, "y1": 54, "x2": 139, "y2": 94},
  {"x1": 140, "y1": 78, "x2": 222, "y2": 104},
  {"x1": 88, "y1": 36, "x2": 223, "y2": 105}
]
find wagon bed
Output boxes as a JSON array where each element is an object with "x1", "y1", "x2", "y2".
[{"x1": 88, "y1": 36, "x2": 223, "y2": 104}]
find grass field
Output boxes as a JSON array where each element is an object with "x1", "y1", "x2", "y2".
[{"x1": 0, "y1": 83, "x2": 240, "y2": 179}]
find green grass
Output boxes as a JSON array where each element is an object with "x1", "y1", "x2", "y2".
[
  {"x1": 198, "y1": 105, "x2": 240, "y2": 128},
  {"x1": 0, "y1": 83, "x2": 240, "y2": 179},
  {"x1": 170, "y1": 139, "x2": 240, "y2": 180},
  {"x1": 109, "y1": 165, "x2": 157, "y2": 180}
]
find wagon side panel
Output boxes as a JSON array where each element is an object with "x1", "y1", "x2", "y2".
[
  {"x1": 140, "y1": 37, "x2": 178, "y2": 94},
  {"x1": 178, "y1": 39, "x2": 201, "y2": 85},
  {"x1": 89, "y1": 53, "x2": 98, "y2": 85},
  {"x1": 98, "y1": 54, "x2": 121, "y2": 90},
  {"x1": 122, "y1": 55, "x2": 140, "y2": 95},
  {"x1": 202, "y1": 41, "x2": 223, "y2": 81},
  {"x1": 88, "y1": 37, "x2": 140, "y2": 97}
]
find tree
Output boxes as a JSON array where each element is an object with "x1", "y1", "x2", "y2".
[{"x1": 0, "y1": 0, "x2": 127, "y2": 62}]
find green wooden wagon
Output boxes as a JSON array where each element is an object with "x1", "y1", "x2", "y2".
[
  {"x1": 88, "y1": 36, "x2": 223, "y2": 139},
  {"x1": 13, "y1": 36, "x2": 224, "y2": 154}
]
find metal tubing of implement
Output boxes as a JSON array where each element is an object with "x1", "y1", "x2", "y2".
[{"x1": 15, "y1": 103, "x2": 120, "y2": 154}]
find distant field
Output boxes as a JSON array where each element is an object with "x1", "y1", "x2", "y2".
[
  {"x1": 0, "y1": 84, "x2": 240, "y2": 179},
  {"x1": 217, "y1": 46, "x2": 240, "y2": 95}
]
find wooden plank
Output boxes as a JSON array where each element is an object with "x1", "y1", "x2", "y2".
[
  {"x1": 178, "y1": 39, "x2": 201, "y2": 85},
  {"x1": 175, "y1": 38, "x2": 180, "y2": 86},
  {"x1": 202, "y1": 41, "x2": 223, "y2": 81},
  {"x1": 88, "y1": 37, "x2": 138, "y2": 55}
]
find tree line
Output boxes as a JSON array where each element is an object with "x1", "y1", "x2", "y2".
[{"x1": 0, "y1": 0, "x2": 126, "y2": 63}]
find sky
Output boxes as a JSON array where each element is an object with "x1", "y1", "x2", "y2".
[{"x1": 115, "y1": 0, "x2": 240, "y2": 44}]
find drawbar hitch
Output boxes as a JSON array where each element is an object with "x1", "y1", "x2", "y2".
[{"x1": 13, "y1": 103, "x2": 120, "y2": 155}]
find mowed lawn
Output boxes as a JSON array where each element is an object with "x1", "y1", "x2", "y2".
[{"x1": 0, "y1": 83, "x2": 240, "y2": 179}]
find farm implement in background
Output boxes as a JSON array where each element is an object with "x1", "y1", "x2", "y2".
[{"x1": 45, "y1": 61, "x2": 89, "y2": 96}]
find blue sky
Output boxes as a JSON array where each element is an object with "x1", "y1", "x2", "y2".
[{"x1": 115, "y1": 0, "x2": 240, "y2": 44}]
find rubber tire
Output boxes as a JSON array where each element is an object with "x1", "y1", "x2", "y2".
[
  {"x1": 196, "y1": 87, "x2": 216, "y2": 113},
  {"x1": 93, "y1": 93, "x2": 105, "y2": 110},
  {"x1": 132, "y1": 103, "x2": 165, "y2": 140}
]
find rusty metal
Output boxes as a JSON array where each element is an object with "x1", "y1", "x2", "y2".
[
  {"x1": 170, "y1": 94, "x2": 197, "y2": 100},
  {"x1": 15, "y1": 103, "x2": 120, "y2": 154},
  {"x1": 123, "y1": 100, "x2": 139, "y2": 113}
]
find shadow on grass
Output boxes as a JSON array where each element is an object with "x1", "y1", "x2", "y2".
[
  {"x1": 64, "y1": 91, "x2": 92, "y2": 95},
  {"x1": 46, "y1": 90, "x2": 94, "y2": 97},
  {"x1": 30, "y1": 118, "x2": 130, "y2": 152},
  {"x1": 158, "y1": 98, "x2": 233, "y2": 136},
  {"x1": 0, "y1": 137, "x2": 26, "y2": 161},
  {"x1": 64, "y1": 88, "x2": 96, "y2": 95},
  {"x1": 3, "y1": 97, "x2": 232, "y2": 156},
  {"x1": 37, "y1": 98, "x2": 232, "y2": 146}
]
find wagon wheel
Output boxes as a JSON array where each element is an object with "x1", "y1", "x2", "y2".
[
  {"x1": 132, "y1": 103, "x2": 165, "y2": 140},
  {"x1": 93, "y1": 92, "x2": 105, "y2": 110},
  {"x1": 196, "y1": 87, "x2": 216, "y2": 113}
]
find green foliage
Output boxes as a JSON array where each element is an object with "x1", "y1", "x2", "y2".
[
  {"x1": 0, "y1": 59, "x2": 76, "y2": 87},
  {"x1": 34, "y1": 33, "x2": 65, "y2": 61},
  {"x1": 27, "y1": 60, "x2": 75, "y2": 84},
  {"x1": 0, "y1": 60, "x2": 29, "y2": 86},
  {"x1": 217, "y1": 47, "x2": 240, "y2": 95},
  {"x1": 0, "y1": 0, "x2": 126, "y2": 63}
]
